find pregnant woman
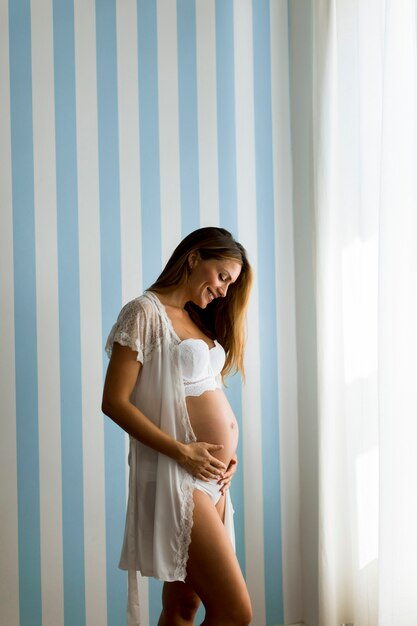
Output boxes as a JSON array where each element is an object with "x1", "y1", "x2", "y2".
[{"x1": 102, "y1": 227, "x2": 253, "y2": 626}]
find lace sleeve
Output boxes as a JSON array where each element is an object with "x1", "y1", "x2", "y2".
[{"x1": 105, "y1": 297, "x2": 150, "y2": 363}]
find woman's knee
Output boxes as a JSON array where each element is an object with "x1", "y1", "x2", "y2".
[
  {"x1": 229, "y1": 602, "x2": 252, "y2": 625},
  {"x1": 177, "y1": 594, "x2": 200, "y2": 621},
  {"x1": 233, "y1": 599, "x2": 252, "y2": 625},
  {"x1": 206, "y1": 593, "x2": 252, "y2": 626},
  {"x1": 162, "y1": 582, "x2": 200, "y2": 621}
]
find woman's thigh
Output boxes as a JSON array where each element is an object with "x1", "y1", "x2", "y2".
[
  {"x1": 160, "y1": 492, "x2": 227, "y2": 623},
  {"x1": 185, "y1": 489, "x2": 251, "y2": 620}
]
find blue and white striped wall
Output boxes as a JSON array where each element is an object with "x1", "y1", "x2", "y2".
[{"x1": 0, "y1": 1, "x2": 302, "y2": 625}]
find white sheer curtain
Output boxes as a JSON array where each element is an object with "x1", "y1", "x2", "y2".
[{"x1": 312, "y1": 1, "x2": 417, "y2": 625}]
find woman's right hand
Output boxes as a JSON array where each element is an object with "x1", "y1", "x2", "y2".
[{"x1": 177, "y1": 442, "x2": 227, "y2": 481}]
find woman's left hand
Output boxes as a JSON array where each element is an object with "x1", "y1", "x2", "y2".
[{"x1": 218, "y1": 454, "x2": 238, "y2": 495}]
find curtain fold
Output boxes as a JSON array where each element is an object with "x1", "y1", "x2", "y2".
[{"x1": 312, "y1": 1, "x2": 417, "y2": 625}]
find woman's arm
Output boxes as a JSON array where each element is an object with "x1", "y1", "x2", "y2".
[{"x1": 102, "y1": 342, "x2": 227, "y2": 480}]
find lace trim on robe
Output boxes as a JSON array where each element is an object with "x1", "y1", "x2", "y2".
[{"x1": 106, "y1": 291, "x2": 198, "y2": 582}]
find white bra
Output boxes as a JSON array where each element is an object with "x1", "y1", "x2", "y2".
[{"x1": 178, "y1": 338, "x2": 225, "y2": 397}]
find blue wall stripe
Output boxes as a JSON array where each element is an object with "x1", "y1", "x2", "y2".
[
  {"x1": 137, "y1": 0, "x2": 164, "y2": 621},
  {"x1": 214, "y1": 0, "x2": 246, "y2": 578},
  {"x1": 252, "y1": 0, "x2": 284, "y2": 623},
  {"x1": 215, "y1": 0, "x2": 238, "y2": 235},
  {"x1": 95, "y1": 0, "x2": 126, "y2": 623},
  {"x1": 138, "y1": 0, "x2": 162, "y2": 292},
  {"x1": 53, "y1": 1, "x2": 86, "y2": 624},
  {"x1": 9, "y1": 2, "x2": 42, "y2": 624},
  {"x1": 177, "y1": 0, "x2": 200, "y2": 237},
  {"x1": 6, "y1": 2, "x2": 294, "y2": 622}
]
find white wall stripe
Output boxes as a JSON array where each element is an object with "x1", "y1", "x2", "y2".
[
  {"x1": 73, "y1": 1, "x2": 107, "y2": 624},
  {"x1": 270, "y1": 2, "x2": 303, "y2": 624},
  {"x1": 196, "y1": 0, "x2": 219, "y2": 228},
  {"x1": 117, "y1": 0, "x2": 143, "y2": 305},
  {"x1": 157, "y1": 0, "x2": 182, "y2": 263},
  {"x1": 31, "y1": 1, "x2": 64, "y2": 625},
  {"x1": 233, "y1": 1, "x2": 266, "y2": 623},
  {"x1": 0, "y1": 2, "x2": 19, "y2": 624}
]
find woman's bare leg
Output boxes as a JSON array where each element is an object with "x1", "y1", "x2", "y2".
[
  {"x1": 185, "y1": 490, "x2": 252, "y2": 626},
  {"x1": 158, "y1": 490, "x2": 250, "y2": 626},
  {"x1": 157, "y1": 580, "x2": 201, "y2": 626}
]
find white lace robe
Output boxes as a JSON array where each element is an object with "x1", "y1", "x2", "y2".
[{"x1": 105, "y1": 291, "x2": 235, "y2": 624}]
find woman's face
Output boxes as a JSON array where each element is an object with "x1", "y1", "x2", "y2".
[{"x1": 187, "y1": 255, "x2": 242, "y2": 308}]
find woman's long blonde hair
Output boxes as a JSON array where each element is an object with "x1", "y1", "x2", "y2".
[{"x1": 148, "y1": 227, "x2": 253, "y2": 381}]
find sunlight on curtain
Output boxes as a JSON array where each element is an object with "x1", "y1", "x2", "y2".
[{"x1": 312, "y1": 1, "x2": 417, "y2": 625}]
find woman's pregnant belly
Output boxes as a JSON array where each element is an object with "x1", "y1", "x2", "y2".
[{"x1": 185, "y1": 389, "x2": 238, "y2": 467}]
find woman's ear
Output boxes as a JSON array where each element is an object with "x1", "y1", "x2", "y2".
[{"x1": 187, "y1": 251, "x2": 200, "y2": 270}]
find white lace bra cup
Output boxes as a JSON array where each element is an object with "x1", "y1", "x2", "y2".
[{"x1": 178, "y1": 338, "x2": 225, "y2": 397}]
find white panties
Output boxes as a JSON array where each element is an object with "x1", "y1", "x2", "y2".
[
  {"x1": 193, "y1": 479, "x2": 235, "y2": 552},
  {"x1": 193, "y1": 477, "x2": 223, "y2": 504}
]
